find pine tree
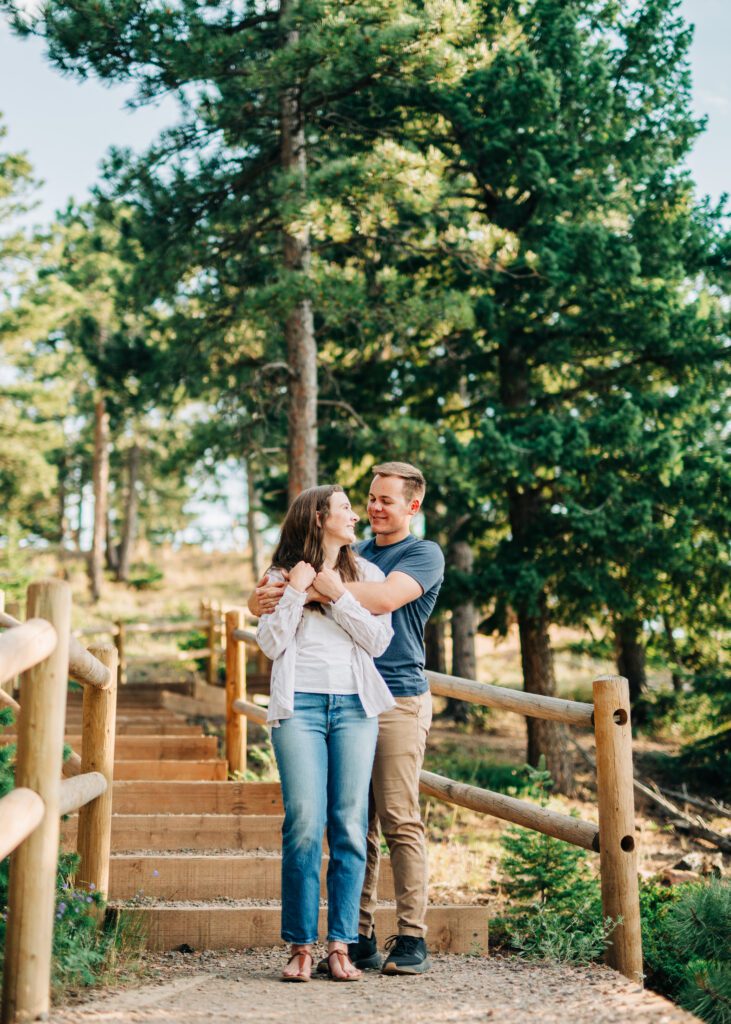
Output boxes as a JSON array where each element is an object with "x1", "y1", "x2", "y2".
[{"x1": 667, "y1": 880, "x2": 731, "y2": 1024}]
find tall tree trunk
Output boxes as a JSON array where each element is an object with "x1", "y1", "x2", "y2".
[
  {"x1": 500, "y1": 341, "x2": 573, "y2": 794},
  {"x1": 245, "y1": 458, "x2": 261, "y2": 582},
  {"x1": 73, "y1": 474, "x2": 83, "y2": 552},
  {"x1": 105, "y1": 507, "x2": 119, "y2": 573},
  {"x1": 615, "y1": 616, "x2": 647, "y2": 706},
  {"x1": 281, "y1": 3, "x2": 317, "y2": 504},
  {"x1": 89, "y1": 394, "x2": 109, "y2": 602},
  {"x1": 117, "y1": 442, "x2": 141, "y2": 582},
  {"x1": 425, "y1": 618, "x2": 447, "y2": 674},
  {"x1": 446, "y1": 540, "x2": 476, "y2": 724},
  {"x1": 518, "y1": 603, "x2": 573, "y2": 794},
  {"x1": 663, "y1": 615, "x2": 684, "y2": 693},
  {"x1": 57, "y1": 450, "x2": 69, "y2": 548}
]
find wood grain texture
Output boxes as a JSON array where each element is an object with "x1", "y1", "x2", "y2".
[
  {"x1": 593, "y1": 675, "x2": 643, "y2": 984},
  {"x1": 110, "y1": 781, "x2": 283, "y2": 815},
  {"x1": 2, "y1": 579, "x2": 71, "y2": 1024},
  {"x1": 128, "y1": 904, "x2": 487, "y2": 954},
  {"x1": 61, "y1": 814, "x2": 286, "y2": 853},
  {"x1": 76, "y1": 645, "x2": 119, "y2": 898},
  {"x1": 111, "y1": 760, "x2": 228, "y2": 781},
  {"x1": 0, "y1": 789, "x2": 44, "y2": 861},
  {"x1": 108, "y1": 854, "x2": 396, "y2": 901}
]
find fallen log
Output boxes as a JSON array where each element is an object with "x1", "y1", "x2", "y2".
[{"x1": 570, "y1": 736, "x2": 731, "y2": 855}]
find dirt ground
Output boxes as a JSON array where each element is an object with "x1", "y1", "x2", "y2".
[{"x1": 54, "y1": 949, "x2": 700, "y2": 1024}]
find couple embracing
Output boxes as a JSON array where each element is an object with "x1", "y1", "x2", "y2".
[{"x1": 248, "y1": 462, "x2": 444, "y2": 982}]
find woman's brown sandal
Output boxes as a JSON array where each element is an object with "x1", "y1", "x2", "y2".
[
  {"x1": 326, "y1": 948, "x2": 362, "y2": 982},
  {"x1": 281, "y1": 948, "x2": 313, "y2": 982}
]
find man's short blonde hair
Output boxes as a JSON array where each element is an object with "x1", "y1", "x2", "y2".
[{"x1": 371, "y1": 461, "x2": 426, "y2": 504}]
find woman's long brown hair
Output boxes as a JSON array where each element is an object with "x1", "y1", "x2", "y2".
[{"x1": 270, "y1": 485, "x2": 360, "y2": 585}]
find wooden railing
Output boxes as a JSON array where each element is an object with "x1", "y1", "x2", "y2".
[
  {"x1": 0, "y1": 581, "x2": 118, "y2": 1024},
  {"x1": 74, "y1": 602, "x2": 222, "y2": 686},
  {"x1": 226, "y1": 622, "x2": 643, "y2": 985}
]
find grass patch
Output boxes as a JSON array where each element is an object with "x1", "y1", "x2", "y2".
[{"x1": 424, "y1": 746, "x2": 531, "y2": 796}]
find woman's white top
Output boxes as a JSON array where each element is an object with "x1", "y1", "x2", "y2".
[
  {"x1": 256, "y1": 556, "x2": 396, "y2": 725},
  {"x1": 295, "y1": 609, "x2": 359, "y2": 694}
]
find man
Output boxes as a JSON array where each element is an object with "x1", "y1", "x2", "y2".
[{"x1": 250, "y1": 462, "x2": 444, "y2": 975}]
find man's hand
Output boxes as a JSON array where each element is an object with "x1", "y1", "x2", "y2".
[
  {"x1": 313, "y1": 567, "x2": 346, "y2": 601},
  {"x1": 305, "y1": 585, "x2": 332, "y2": 606},
  {"x1": 249, "y1": 571, "x2": 289, "y2": 616}
]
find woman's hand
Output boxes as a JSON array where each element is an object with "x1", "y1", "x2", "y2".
[
  {"x1": 288, "y1": 561, "x2": 316, "y2": 593},
  {"x1": 313, "y1": 567, "x2": 346, "y2": 601}
]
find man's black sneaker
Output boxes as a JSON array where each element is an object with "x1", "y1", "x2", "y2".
[
  {"x1": 349, "y1": 930, "x2": 382, "y2": 970},
  {"x1": 381, "y1": 934, "x2": 431, "y2": 975},
  {"x1": 316, "y1": 931, "x2": 382, "y2": 973}
]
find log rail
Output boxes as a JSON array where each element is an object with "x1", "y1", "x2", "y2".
[
  {"x1": 229, "y1": 623, "x2": 643, "y2": 985},
  {"x1": 0, "y1": 581, "x2": 119, "y2": 1024}
]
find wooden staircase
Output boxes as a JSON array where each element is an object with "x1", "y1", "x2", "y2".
[{"x1": 59, "y1": 685, "x2": 488, "y2": 954}]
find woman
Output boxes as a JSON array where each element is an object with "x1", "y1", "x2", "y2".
[{"x1": 256, "y1": 485, "x2": 395, "y2": 982}]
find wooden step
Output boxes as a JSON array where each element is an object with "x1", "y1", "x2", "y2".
[
  {"x1": 61, "y1": 814, "x2": 284, "y2": 853},
  {"x1": 110, "y1": 724, "x2": 204, "y2": 736},
  {"x1": 64, "y1": 712, "x2": 184, "y2": 722},
  {"x1": 83, "y1": 736, "x2": 218, "y2": 760},
  {"x1": 111, "y1": 902, "x2": 488, "y2": 954},
  {"x1": 108, "y1": 853, "x2": 397, "y2": 901},
  {"x1": 111, "y1": 782, "x2": 283, "y2": 815},
  {"x1": 112, "y1": 760, "x2": 228, "y2": 781},
  {"x1": 0, "y1": 735, "x2": 218, "y2": 759}
]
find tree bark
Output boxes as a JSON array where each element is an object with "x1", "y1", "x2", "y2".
[
  {"x1": 425, "y1": 618, "x2": 447, "y2": 674},
  {"x1": 446, "y1": 540, "x2": 476, "y2": 724},
  {"x1": 245, "y1": 458, "x2": 261, "y2": 582},
  {"x1": 663, "y1": 615, "x2": 684, "y2": 693},
  {"x1": 615, "y1": 616, "x2": 647, "y2": 706},
  {"x1": 281, "y1": 2, "x2": 317, "y2": 503},
  {"x1": 499, "y1": 340, "x2": 573, "y2": 794},
  {"x1": 518, "y1": 604, "x2": 574, "y2": 795},
  {"x1": 105, "y1": 501, "x2": 120, "y2": 572},
  {"x1": 57, "y1": 449, "x2": 69, "y2": 548},
  {"x1": 116, "y1": 443, "x2": 141, "y2": 582},
  {"x1": 89, "y1": 394, "x2": 110, "y2": 602}
]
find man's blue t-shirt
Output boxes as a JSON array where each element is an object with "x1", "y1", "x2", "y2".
[{"x1": 356, "y1": 535, "x2": 445, "y2": 697}]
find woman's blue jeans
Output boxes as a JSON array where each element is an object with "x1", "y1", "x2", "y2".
[{"x1": 271, "y1": 692, "x2": 378, "y2": 944}]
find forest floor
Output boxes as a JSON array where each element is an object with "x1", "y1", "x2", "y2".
[
  {"x1": 53, "y1": 949, "x2": 699, "y2": 1024},
  {"x1": 18, "y1": 545, "x2": 724, "y2": 1021}
]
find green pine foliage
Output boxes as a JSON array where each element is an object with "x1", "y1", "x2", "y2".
[
  {"x1": 0, "y1": 706, "x2": 145, "y2": 996},
  {"x1": 641, "y1": 878, "x2": 731, "y2": 1024},
  {"x1": 495, "y1": 759, "x2": 615, "y2": 964},
  {"x1": 669, "y1": 880, "x2": 731, "y2": 1024}
]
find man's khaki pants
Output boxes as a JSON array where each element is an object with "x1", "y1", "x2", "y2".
[{"x1": 359, "y1": 692, "x2": 433, "y2": 938}]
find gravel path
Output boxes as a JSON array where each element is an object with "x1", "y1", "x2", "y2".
[{"x1": 54, "y1": 949, "x2": 699, "y2": 1024}]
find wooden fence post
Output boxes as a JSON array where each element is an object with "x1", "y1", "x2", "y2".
[
  {"x1": 5, "y1": 602, "x2": 22, "y2": 696},
  {"x1": 207, "y1": 602, "x2": 219, "y2": 686},
  {"x1": 1, "y1": 579, "x2": 71, "y2": 1024},
  {"x1": 225, "y1": 610, "x2": 247, "y2": 776},
  {"x1": 593, "y1": 674, "x2": 643, "y2": 984},
  {"x1": 76, "y1": 644, "x2": 118, "y2": 901},
  {"x1": 114, "y1": 620, "x2": 127, "y2": 686}
]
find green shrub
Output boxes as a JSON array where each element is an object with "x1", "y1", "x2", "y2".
[
  {"x1": 127, "y1": 561, "x2": 164, "y2": 590},
  {"x1": 668, "y1": 879, "x2": 731, "y2": 1024},
  {"x1": 638, "y1": 877, "x2": 731, "y2": 1024},
  {"x1": 639, "y1": 880, "x2": 686, "y2": 997},
  {"x1": 177, "y1": 630, "x2": 209, "y2": 675},
  {"x1": 494, "y1": 759, "x2": 612, "y2": 965},
  {"x1": 0, "y1": 707, "x2": 145, "y2": 997}
]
